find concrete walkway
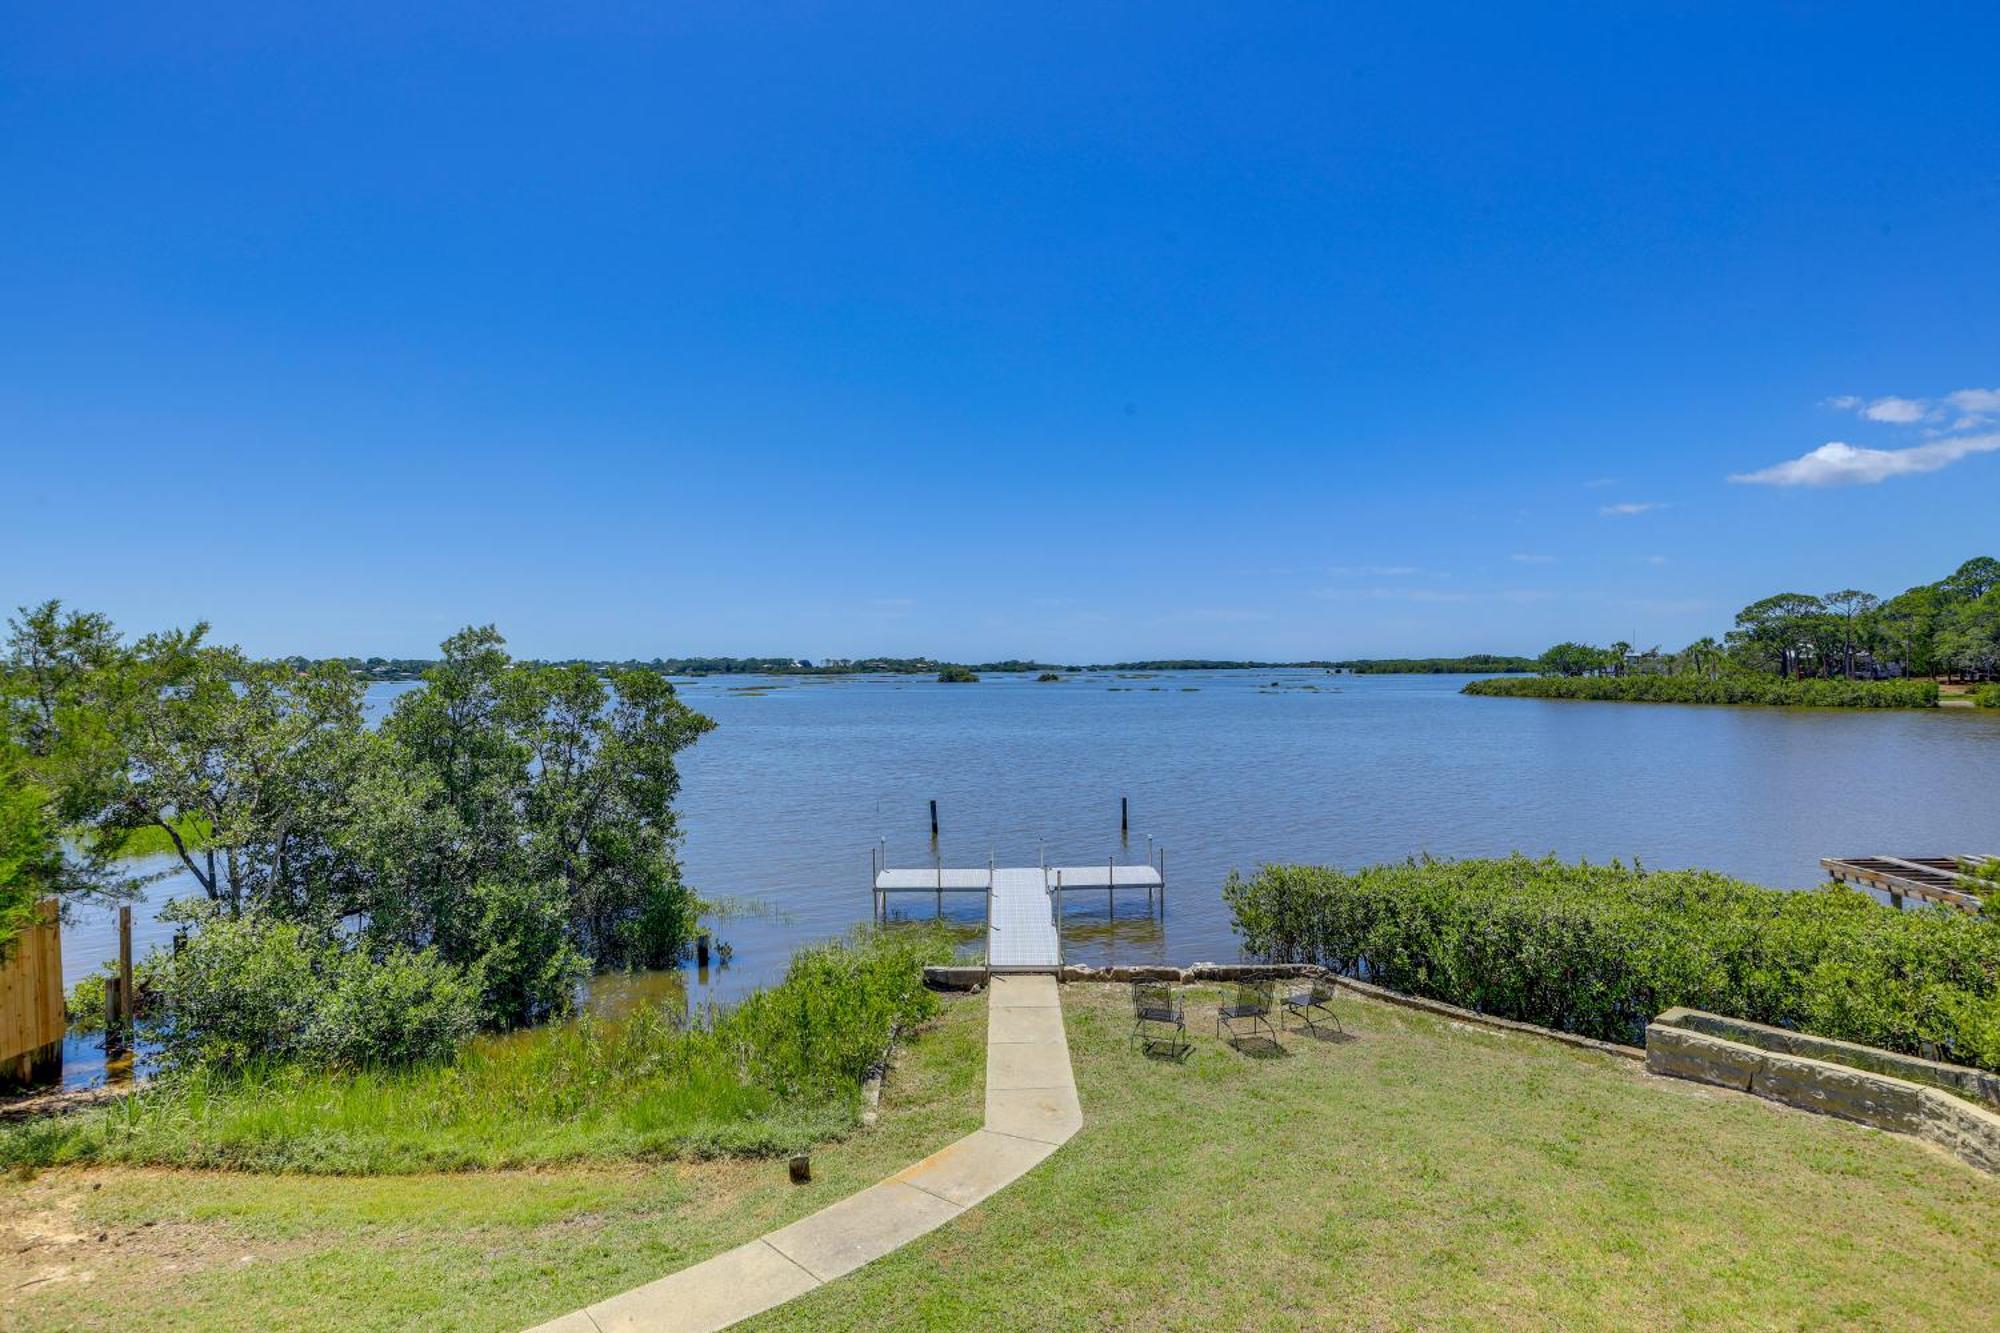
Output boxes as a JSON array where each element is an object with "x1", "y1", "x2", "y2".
[{"x1": 528, "y1": 974, "x2": 1079, "y2": 1333}]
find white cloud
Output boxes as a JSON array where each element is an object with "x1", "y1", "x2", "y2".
[
  {"x1": 1730, "y1": 433, "x2": 2000, "y2": 486},
  {"x1": 1861, "y1": 395, "x2": 1929, "y2": 424},
  {"x1": 1600, "y1": 501, "x2": 1664, "y2": 516},
  {"x1": 1509, "y1": 553, "x2": 1556, "y2": 564},
  {"x1": 1946, "y1": 387, "x2": 2000, "y2": 415},
  {"x1": 1824, "y1": 387, "x2": 1999, "y2": 427}
]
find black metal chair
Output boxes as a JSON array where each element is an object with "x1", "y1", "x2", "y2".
[
  {"x1": 1130, "y1": 980, "x2": 1190, "y2": 1058},
  {"x1": 1216, "y1": 978, "x2": 1278, "y2": 1047},
  {"x1": 1280, "y1": 975, "x2": 1343, "y2": 1035}
]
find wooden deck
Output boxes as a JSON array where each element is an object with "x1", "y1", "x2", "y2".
[{"x1": 1821, "y1": 855, "x2": 1993, "y2": 912}]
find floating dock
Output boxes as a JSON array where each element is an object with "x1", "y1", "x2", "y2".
[
  {"x1": 1821, "y1": 855, "x2": 1993, "y2": 913},
  {"x1": 872, "y1": 852, "x2": 1165, "y2": 972}
]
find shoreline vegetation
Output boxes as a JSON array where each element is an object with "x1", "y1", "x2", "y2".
[
  {"x1": 297, "y1": 653, "x2": 1539, "y2": 682},
  {"x1": 1463, "y1": 554, "x2": 1997, "y2": 709},
  {"x1": 1, "y1": 926, "x2": 953, "y2": 1173},
  {"x1": 1463, "y1": 674, "x2": 1940, "y2": 707},
  {"x1": 1226, "y1": 855, "x2": 2000, "y2": 1072}
]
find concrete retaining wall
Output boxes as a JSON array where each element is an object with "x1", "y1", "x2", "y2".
[
  {"x1": 1647, "y1": 1008, "x2": 2000, "y2": 1174},
  {"x1": 1658, "y1": 1009, "x2": 2000, "y2": 1111}
]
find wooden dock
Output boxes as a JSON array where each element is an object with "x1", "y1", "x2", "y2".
[
  {"x1": 872, "y1": 852, "x2": 1166, "y2": 972},
  {"x1": 1821, "y1": 855, "x2": 1993, "y2": 913}
]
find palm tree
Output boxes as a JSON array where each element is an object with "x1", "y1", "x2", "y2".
[{"x1": 1678, "y1": 636, "x2": 1723, "y2": 679}]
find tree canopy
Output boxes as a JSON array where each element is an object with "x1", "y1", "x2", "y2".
[
  {"x1": 1525, "y1": 556, "x2": 2000, "y2": 684},
  {"x1": 0, "y1": 604, "x2": 715, "y2": 1025}
]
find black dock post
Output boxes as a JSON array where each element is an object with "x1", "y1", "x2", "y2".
[{"x1": 930, "y1": 799, "x2": 939, "y2": 838}]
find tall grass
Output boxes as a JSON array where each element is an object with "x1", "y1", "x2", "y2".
[
  {"x1": 1463, "y1": 674, "x2": 1939, "y2": 707},
  {"x1": 1, "y1": 924, "x2": 954, "y2": 1174}
]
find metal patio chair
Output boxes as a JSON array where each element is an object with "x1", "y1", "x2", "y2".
[
  {"x1": 1280, "y1": 974, "x2": 1343, "y2": 1035},
  {"x1": 1130, "y1": 980, "x2": 1190, "y2": 1058},
  {"x1": 1216, "y1": 978, "x2": 1278, "y2": 1047}
]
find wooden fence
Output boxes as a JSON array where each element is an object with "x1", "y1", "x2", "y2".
[{"x1": 0, "y1": 900, "x2": 64, "y2": 1086}]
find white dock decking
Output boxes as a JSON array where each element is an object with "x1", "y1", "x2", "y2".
[
  {"x1": 988, "y1": 867, "x2": 1061, "y2": 970},
  {"x1": 872, "y1": 860, "x2": 1165, "y2": 972}
]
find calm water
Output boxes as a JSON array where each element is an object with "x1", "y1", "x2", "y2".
[{"x1": 55, "y1": 670, "x2": 2000, "y2": 1085}]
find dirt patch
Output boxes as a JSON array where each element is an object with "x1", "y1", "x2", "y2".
[{"x1": 0, "y1": 1172, "x2": 294, "y2": 1309}]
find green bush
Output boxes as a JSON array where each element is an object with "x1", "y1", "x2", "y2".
[
  {"x1": 66, "y1": 972, "x2": 109, "y2": 1030},
  {"x1": 1975, "y1": 683, "x2": 2000, "y2": 708},
  {"x1": 65, "y1": 953, "x2": 166, "y2": 1032},
  {"x1": 465, "y1": 878, "x2": 592, "y2": 1025},
  {"x1": 1225, "y1": 855, "x2": 2000, "y2": 1069},
  {"x1": 730, "y1": 925, "x2": 945, "y2": 1100},
  {"x1": 1463, "y1": 674, "x2": 1938, "y2": 707},
  {"x1": 149, "y1": 910, "x2": 480, "y2": 1073},
  {"x1": 937, "y1": 666, "x2": 979, "y2": 683}
]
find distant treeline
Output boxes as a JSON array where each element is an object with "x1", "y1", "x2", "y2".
[
  {"x1": 1501, "y1": 555, "x2": 1998, "y2": 689},
  {"x1": 298, "y1": 654, "x2": 1536, "y2": 681},
  {"x1": 1075, "y1": 655, "x2": 1533, "y2": 673},
  {"x1": 292, "y1": 655, "x2": 968, "y2": 681},
  {"x1": 1464, "y1": 674, "x2": 1939, "y2": 709}
]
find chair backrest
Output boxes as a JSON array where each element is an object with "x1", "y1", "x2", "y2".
[
  {"x1": 1234, "y1": 978, "x2": 1274, "y2": 1013},
  {"x1": 1132, "y1": 980, "x2": 1176, "y2": 1016},
  {"x1": 1312, "y1": 976, "x2": 1339, "y2": 1004}
]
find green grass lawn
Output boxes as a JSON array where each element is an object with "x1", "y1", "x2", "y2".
[
  {"x1": 6, "y1": 983, "x2": 1998, "y2": 1330},
  {"x1": 0, "y1": 999, "x2": 986, "y2": 1331},
  {"x1": 753, "y1": 985, "x2": 2000, "y2": 1331}
]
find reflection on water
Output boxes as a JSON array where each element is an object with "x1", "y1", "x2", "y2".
[
  {"x1": 55, "y1": 1030, "x2": 143, "y2": 1091},
  {"x1": 466, "y1": 967, "x2": 701, "y2": 1062}
]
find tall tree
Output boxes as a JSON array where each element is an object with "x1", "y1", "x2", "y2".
[
  {"x1": 1727, "y1": 593, "x2": 1825, "y2": 677},
  {"x1": 1822, "y1": 589, "x2": 1881, "y2": 679},
  {"x1": 2, "y1": 601, "x2": 160, "y2": 921}
]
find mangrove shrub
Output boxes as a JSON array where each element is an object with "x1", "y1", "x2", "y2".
[
  {"x1": 1225, "y1": 855, "x2": 2000, "y2": 1069},
  {"x1": 148, "y1": 908, "x2": 481, "y2": 1073}
]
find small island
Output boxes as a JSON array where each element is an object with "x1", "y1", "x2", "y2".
[{"x1": 937, "y1": 665, "x2": 980, "y2": 683}]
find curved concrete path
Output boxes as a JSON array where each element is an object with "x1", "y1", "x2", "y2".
[{"x1": 529, "y1": 975, "x2": 1079, "y2": 1332}]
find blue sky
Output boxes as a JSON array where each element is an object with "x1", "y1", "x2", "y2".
[{"x1": 4, "y1": 5, "x2": 1997, "y2": 662}]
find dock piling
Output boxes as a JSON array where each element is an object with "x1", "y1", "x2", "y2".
[{"x1": 117, "y1": 905, "x2": 133, "y2": 1027}]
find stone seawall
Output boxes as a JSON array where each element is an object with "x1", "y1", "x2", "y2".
[{"x1": 1646, "y1": 1008, "x2": 2000, "y2": 1174}]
